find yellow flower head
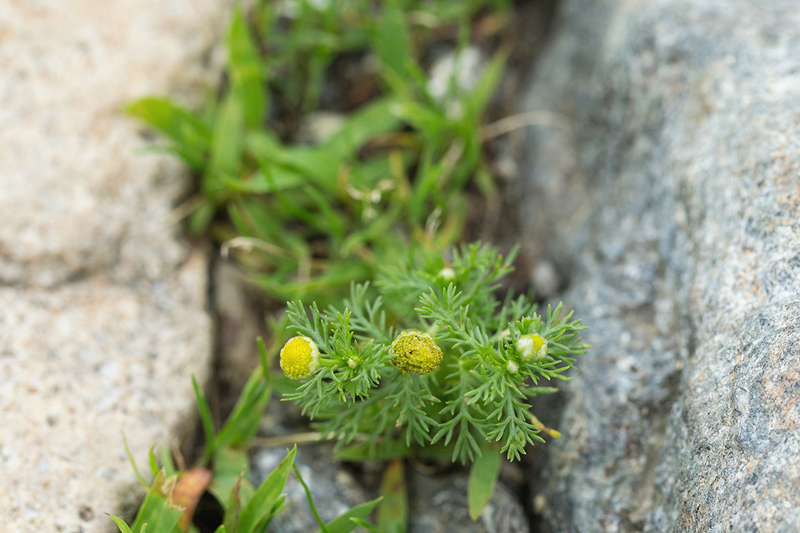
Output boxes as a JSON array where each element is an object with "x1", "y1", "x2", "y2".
[
  {"x1": 390, "y1": 330, "x2": 443, "y2": 375},
  {"x1": 280, "y1": 336, "x2": 320, "y2": 380},
  {"x1": 516, "y1": 333, "x2": 547, "y2": 361}
]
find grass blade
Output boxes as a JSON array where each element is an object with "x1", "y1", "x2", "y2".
[
  {"x1": 468, "y1": 444, "x2": 502, "y2": 520},
  {"x1": 228, "y1": 6, "x2": 266, "y2": 128},
  {"x1": 191, "y1": 375, "x2": 217, "y2": 464},
  {"x1": 107, "y1": 515, "x2": 134, "y2": 533},
  {"x1": 238, "y1": 446, "x2": 297, "y2": 533},
  {"x1": 124, "y1": 97, "x2": 210, "y2": 170},
  {"x1": 130, "y1": 470, "x2": 183, "y2": 533},
  {"x1": 374, "y1": 5, "x2": 410, "y2": 79},
  {"x1": 321, "y1": 497, "x2": 383, "y2": 533},
  {"x1": 377, "y1": 459, "x2": 406, "y2": 533}
]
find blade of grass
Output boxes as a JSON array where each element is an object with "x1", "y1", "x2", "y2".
[
  {"x1": 191, "y1": 375, "x2": 217, "y2": 464},
  {"x1": 228, "y1": 6, "x2": 266, "y2": 128},
  {"x1": 108, "y1": 515, "x2": 134, "y2": 533},
  {"x1": 238, "y1": 446, "x2": 297, "y2": 533},
  {"x1": 204, "y1": 93, "x2": 245, "y2": 203},
  {"x1": 130, "y1": 470, "x2": 183, "y2": 533},
  {"x1": 467, "y1": 443, "x2": 502, "y2": 520},
  {"x1": 322, "y1": 98, "x2": 401, "y2": 157},
  {"x1": 376, "y1": 459, "x2": 406, "y2": 533},
  {"x1": 321, "y1": 497, "x2": 383, "y2": 533},
  {"x1": 374, "y1": 5, "x2": 410, "y2": 80},
  {"x1": 124, "y1": 97, "x2": 210, "y2": 170},
  {"x1": 215, "y1": 372, "x2": 270, "y2": 449},
  {"x1": 293, "y1": 463, "x2": 329, "y2": 533},
  {"x1": 122, "y1": 433, "x2": 149, "y2": 489}
]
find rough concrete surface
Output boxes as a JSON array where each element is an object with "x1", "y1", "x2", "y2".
[
  {"x1": 0, "y1": 2, "x2": 227, "y2": 531},
  {"x1": 520, "y1": 0, "x2": 800, "y2": 531}
]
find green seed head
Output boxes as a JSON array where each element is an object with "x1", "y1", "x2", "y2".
[
  {"x1": 390, "y1": 331, "x2": 443, "y2": 375},
  {"x1": 280, "y1": 336, "x2": 320, "y2": 380},
  {"x1": 516, "y1": 333, "x2": 547, "y2": 361}
]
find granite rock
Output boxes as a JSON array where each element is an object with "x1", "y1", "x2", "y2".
[
  {"x1": 520, "y1": 0, "x2": 800, "y2": 531},
  {"x1": 249, "y1": 441, "x2": 530, "y2": 533},
  {"x1": 407, "y1": 469, "x2": 529, "y2": 533},
  {"x1": 0, "y1": 1, "x2": 228, "y2": 531}
]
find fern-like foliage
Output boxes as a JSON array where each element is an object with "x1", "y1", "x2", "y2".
[{"x1": 283, "y1": 243, "x2": 588, "y2": 462}]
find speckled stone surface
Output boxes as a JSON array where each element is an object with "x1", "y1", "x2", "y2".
[
  {"x1": 0, "y1": 2, "x2": 227, "y2": 531},
  {"x1": 520, "y1": 0, "x2": 800, "y2": 531},
  {"x1": 407, "y1": 470, "x2": 529, "y2": 533},
  {"x1": 249, "y1": 443, "x2": 530, "y2": 533}
]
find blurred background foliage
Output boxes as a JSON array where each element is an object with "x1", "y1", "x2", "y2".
[{"x1": 127, "y1": 0, "x2": 513, "y2": 307}]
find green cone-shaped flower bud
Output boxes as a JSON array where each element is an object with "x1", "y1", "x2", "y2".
[{"x1": 390, "y1": 331, "x2": 443, "y2": 375}]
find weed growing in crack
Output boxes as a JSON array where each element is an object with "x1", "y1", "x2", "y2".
[
  {"x1": 117, "y1": 0, "x2": 588, "y2": 531},
  {"x1": 279, "y1": 243, "x2": 587, "y2": 520}
]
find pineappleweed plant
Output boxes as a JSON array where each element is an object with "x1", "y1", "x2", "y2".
[{"x1": 279, "y1": 243, "x2": 589, "y2": 463}]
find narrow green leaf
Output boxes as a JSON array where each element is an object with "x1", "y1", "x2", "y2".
[
  {"x1": 293, "y1": 463, "x2": 328, "y2": 532},
  {"x1": 390, "y1": 100, "x2": 445, "y2": 140},
  {"x1": 204, "y1": 93, "x2": 245, "y2": 202},
  {"x1": 323, "y1": 98, "x2": 401, "y2": 157},
  {"x1": 215, "y1": 371, "x2": 270, "y2": 449},
  {"x1": 148, "y1": 446, "x2": 159, "y2": 479},
  {"x1": 222, "y1": 474, "x2": 243, "y2": 532},
  {"x1": 192, "y1": 375, "x2": 217, "y2": 463},
  {"x1": 238, "y1": 446, "x2": 297, "y2": 533},
  {"x1": 210, "y1": 93, "x2": 245, "y2": 175},
  {"x1": 130, "y1": 470, "x2": 183, "y2": 533},
  {"x1": 377, "y1": 460, "x2": 406, "y2": 533},
  {"x1": 159, "y1": 445, "x2": 176, "y2": 478},
  {"x1": 253, "y1": 493, "x2": 287, "y2": 533},
  {"x1": 258, "y1": 337, "x2": 269, "y2": 380},
  {"x1": 210, "y1": 446, "x2": 252, "y2": 512},
  {"x1": 233, "y1": 167, "x2": 305, "y2": 194},
  {"x1": 521, "y1": 386, "x2": 559, "y2": 396},
  {"x1": 228, "y1": 6, "x2": 266, "y2": 128},
  {"x1": 468, "y1": 445, "x2": 502, "y2": 520},
  {"x1": 187, "y1": 200, "x2": 216, "y2": 235},
  {"x1": 124, "y1": 97, "x2": 210, "y2": 169},
  {"x1": 463, "y1": 52, "x2": 506, "y2": 120},
  {"x1": 301, "y1": 184, "x2": 345, "y2": 242},
  {"x1": 322, "y1": 497, "x2": 383, "y2": 533},
  {"x1": 374, "y1": 5, "x2": 410, "y2": 79},
  {"x1": 107, "y1": 515, "x2": 134, "y2": 533},
  {"x1": 122, "y1": 433, "x2": 149, "y2": 489},
  {"x1": 213, "y1": 526, "x2": 228, "y2": 533},
  {"x1": 246, "y1": 131, "x2": 340, "y2": 193},
  {"x1": 347, "y1": 517, "x2": 379, "y2": 532}
]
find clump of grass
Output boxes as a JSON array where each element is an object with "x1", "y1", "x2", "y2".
[{"x1": 127, "y1": 0, "x2": 510, "y2": 305}]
